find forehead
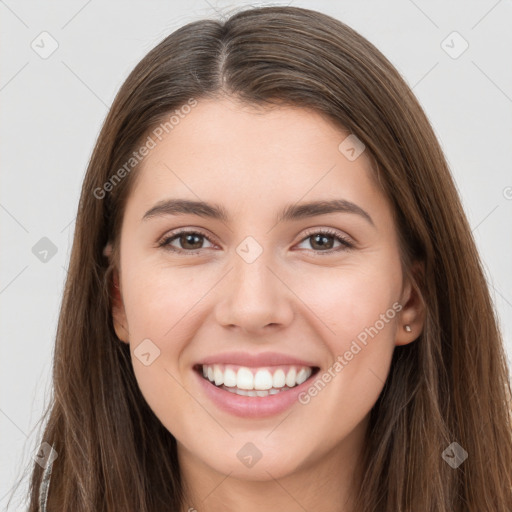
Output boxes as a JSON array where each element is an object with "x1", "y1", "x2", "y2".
[{"x1": 125, "y1": 97, "x2": 390, "y2": 225}]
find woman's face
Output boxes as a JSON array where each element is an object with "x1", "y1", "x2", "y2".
[{"x1": 111, "y1": 97, "x2": 421, "y2": 483}]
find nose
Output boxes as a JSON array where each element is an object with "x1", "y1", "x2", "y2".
[{"x1": 214, "y1": 248, "x2": 294, "y2": 334}]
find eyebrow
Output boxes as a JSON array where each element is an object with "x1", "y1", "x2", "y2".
[{"x1": 142, "y1": 198, "x2": 374, "y2": 227}]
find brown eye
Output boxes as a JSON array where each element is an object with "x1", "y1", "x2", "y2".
[
  {"x1": 159, "y1": 230, "x2": 215, "y2": 253},
  {"x1": 178, "y1": 233, "x2": 204, "y2": 250},
  {"x1": 296, "y1": 229, "x2": 354, "y2": 254},
  {"x1": 309, "y1": 233, "x2": 335, "y2": 250}
]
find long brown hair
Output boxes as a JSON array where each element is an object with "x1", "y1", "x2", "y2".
[{"x1": 21, "y1": 5, "x2": 512, "y2": 511}]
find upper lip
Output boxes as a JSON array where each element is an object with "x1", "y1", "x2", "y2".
[{"x1": 197, "y1": 351, "x2": 318, "y2": 368}]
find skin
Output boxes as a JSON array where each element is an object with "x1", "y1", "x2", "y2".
[{"x1": 108, "y1": 97, "x2": 425, "y2": 512}]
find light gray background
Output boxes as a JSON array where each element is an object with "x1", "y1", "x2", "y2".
[{"x1": 1, "y1": 0, "x2": 511, "y2": 509}]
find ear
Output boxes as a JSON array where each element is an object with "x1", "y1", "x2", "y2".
[
  {"x1": 104, "y1": 243, "x2": 130, "y2": 344},
  {"x1": 395, "y1": 261, "x2": 426, "y2": 346}
]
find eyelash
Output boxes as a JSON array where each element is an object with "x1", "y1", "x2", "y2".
[{"x1": 157, "y1": 228, "x2": 354, "y2": 256}]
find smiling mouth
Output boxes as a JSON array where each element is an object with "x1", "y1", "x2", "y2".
[{"x1": 194, "y1": 363, "x2": 320, "y2": 397}]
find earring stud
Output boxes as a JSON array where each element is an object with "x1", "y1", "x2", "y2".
[{"x1": 404, "y1": 325, "x2": 412, "y2": 333}]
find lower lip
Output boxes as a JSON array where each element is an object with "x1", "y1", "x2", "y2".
[{"x1": 194, "y1": 369, "x2": 317, "y2": 418}]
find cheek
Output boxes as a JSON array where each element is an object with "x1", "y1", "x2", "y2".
[
  {"x1": 122, "y1": 262, "x2": 204, "y2": 343},
  {"x1": 290, "y1": 259, "x2": 401, "y2": 421},
  {"x1": 293, "y1": 256, "x2": 402, "y2": 343},
  {"x1": 121, "y1": 265, "x2": 207, "y2": 438}
]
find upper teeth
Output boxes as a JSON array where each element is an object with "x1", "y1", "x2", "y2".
[{"x1": 202, "y1": 364, "x2": 313, "y2": 390}]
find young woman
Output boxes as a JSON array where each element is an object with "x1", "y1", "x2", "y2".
[{"x1": 24, "y1": 5, "x2": 512, "y2": 511}]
